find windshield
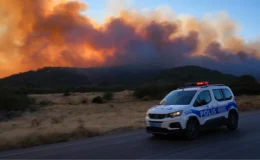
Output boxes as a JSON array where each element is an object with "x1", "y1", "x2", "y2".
[{"x1": 160, "y1": 90, "x2": 197, "y2": 105}]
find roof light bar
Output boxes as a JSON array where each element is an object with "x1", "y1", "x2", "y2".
[
  {"x1": 196, "y1": 81, "x2": 209, "y2": 86},
  {"x1": 184, "y1": 81, "x2": 209, "y2": 87}
]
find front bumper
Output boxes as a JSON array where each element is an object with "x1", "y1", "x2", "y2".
[
  {"x1": 146, "y1": 125, "x2": 182, "y2": 135},
  {"x1": 145, "y1": 116, "x2": 186, "y2": 134}
]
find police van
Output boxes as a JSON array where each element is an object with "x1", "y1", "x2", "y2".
[{"x1": 145, "y1": 81, "x2": 239, "y2": 140}]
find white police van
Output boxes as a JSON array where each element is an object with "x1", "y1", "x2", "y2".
[{"x1": 145, "y1": 81, "x2": 239, "y2": 140}]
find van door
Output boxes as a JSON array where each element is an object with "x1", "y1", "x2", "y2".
[
  {"x1": 191, "y1": 90, "x2": 214, "y2": 125},
  {"x1": 211, "y1": 88, "x2": 228, "y2": 125},
  {"x1": 221, "y1": 88, "x2": 236, "y2": 118}
]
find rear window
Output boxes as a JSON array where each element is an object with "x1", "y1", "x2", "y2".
[
  {"x1": 160, "y1": 90, "x2": 197, "y2": 105},
  {"x1": 213, "y1": 89, "x2": 225, "y2": 101},
  {"x1": 222, "y1": 88, "x2": 233, "y2": 100}
]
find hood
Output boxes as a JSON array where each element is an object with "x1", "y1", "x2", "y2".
[{"x1": 148, "y1": 105, "x2": 189, "y2": 114}]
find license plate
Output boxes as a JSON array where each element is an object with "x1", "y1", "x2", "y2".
[{"x1": 150, "y1": 122, "x2": 161, "y2": 128}]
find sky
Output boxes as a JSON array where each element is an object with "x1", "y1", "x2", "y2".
[
  {"x1": 84, "y1": 0, "x2": 260, "y2": 42},
  {"x1": 0, "y1": 0, "x2": 260, "y2": 79}
]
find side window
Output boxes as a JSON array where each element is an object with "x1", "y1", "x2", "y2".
[
  {"x1": 213, "y1": 89, "x2": 225, "y2": 101},
  {"x1": 222, "y1": 88, "x2": 233, "y2": 100},
  {"x1": 193, "y1": 90, "x2": 211, "y2": 107}
]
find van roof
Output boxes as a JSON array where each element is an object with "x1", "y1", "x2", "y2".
[
  {"x1": 176, "y1": 87, "x2": 201, "y2": 91},
  {"x1": 176, "y1": 84, "x2": 229, "y2": 91}
]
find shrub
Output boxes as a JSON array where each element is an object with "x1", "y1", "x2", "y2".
[
  {"x1": 0, "y1": 90, "x2": 31, "y2": 112},
  {"x1": 92, "y1": 96, "x2": 104, "y2": 104},
  {"x1": 0, "y1": 127, "x2": 101, "y2": 151},
  {"x1": 50, "y1": 117, "x2": 63, "y2": 124},
  {"x1": 103, "y1": 92, "x2": 114, "y2": 101},
  {"x1": 142, "y1": 95, "x2": 151, "y2": 101},
  {"x1": 31, "y1": 119, "x2": 41, "y2": 127},
  {"x1": 81, "y1": 98, "x2": 88, "y2": 104},
  {"x1": 134, "y1": 81, "x2": 260, "y2": 99},
  {"x1": 238, "y1": 75, "x2": 257, "y2": 84},
  {"x1": 230, "y1": 85, "x2": 260, "y2": 96},
  {"x1": 29, "y1": 97, "x2": 37, "y2": 105},
  {"x1": 4, "y1": 111, "x2": 23, "y2": 119},
  {"x1": 227, "y1": 75, "x2": 260, "y2": 96},
  {"x1": 39, "y1": 100, "x2": 53, "y2": 106},
  {"x1": 63, "y1": 91, "x2": 71, "y2": 97}
]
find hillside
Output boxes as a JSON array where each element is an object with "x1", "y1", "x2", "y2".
[
  {"x1": 0, "y1": 67, "x2": 92, "y2": 88},
  {"x1": 155, "y1": 65, "x2": 236, "y2": 84},
  {"x1": 0, "y1": 65, "x2": 238, "y2": 92},
  {"x1": 0, "y1": 65, "x2": 162, "y2": 89},
  {"x1": 0, "y1": 65, "x2": 237, "y2": 89}
]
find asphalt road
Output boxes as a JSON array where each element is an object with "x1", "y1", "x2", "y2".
[{"x1": 1, "y1": 111, "x2": 260, "y2": 159}]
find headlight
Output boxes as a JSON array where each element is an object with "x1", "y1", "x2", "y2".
[{"x1": 167, "y1": 111, "x2": 183, "y2": 118}]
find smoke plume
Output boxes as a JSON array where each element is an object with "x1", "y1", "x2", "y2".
[{"x1": 0, "y1": 0, "x2": 259, "y2": 78}]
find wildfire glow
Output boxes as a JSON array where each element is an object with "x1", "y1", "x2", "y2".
[{"x1": 0, "y1": 0, "x2": 259, "y2": 78}]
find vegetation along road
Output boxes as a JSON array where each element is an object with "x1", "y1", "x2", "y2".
[{"x1": 1, "y1": 111, "x2": 260, "y2": 159}]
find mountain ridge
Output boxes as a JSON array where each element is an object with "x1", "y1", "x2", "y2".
[{"x1": 0, "y1": 65, "x2": 239, "y2": 91}]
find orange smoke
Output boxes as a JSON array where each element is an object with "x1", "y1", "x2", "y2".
[{"x1": 0, "y1": 0, "x2": 259, "y2": 78}]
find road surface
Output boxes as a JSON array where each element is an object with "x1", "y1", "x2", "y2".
[{"x1": 1, "y1": 111, "x2": 260, "y2": 159}]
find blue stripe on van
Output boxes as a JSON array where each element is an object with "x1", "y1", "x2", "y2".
[{"x1": 184, "y1": 102, "x2": 237, "y2": 118}]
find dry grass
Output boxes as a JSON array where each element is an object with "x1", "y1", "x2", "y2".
[
  {"x1": 0, "y1": 91, "x2": 157, "y2": 150},
  {"x1": 236, "y1": 95, "x2": 260, "y2": 111},
  {"x1": 0, "y1": 91, "x2": 259, "y2": 151}
]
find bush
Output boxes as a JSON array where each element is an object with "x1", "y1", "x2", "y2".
[
  {"x1": 4, "y1": 111, "x2": 23, "y2": 119},
  {"x1": 238, "y1": 75, "x2": 257, "y2": 84},
  {"x1": 50, "y1": 117, "x2": 63, "y2": 124},
  {"x1": 0, "y1": 126, "x2": 101, "y2": 151},
  {"x1": 29, "y1": 97, "x2": 37, "y2": 105},
  {"x1": 92, "y1": 96, "x2": 104, "y2": 104},
  {"x1": 81, "y1": 98, "x2": 88, "y2": 104},
  {"x1": 227, "y1": 75, "x2": 260, "y2": 96},
  {"x1": 39, "y1": 100, "x2": 53, "y2": 106},
  {"x1": 31, "y1": 119, "x2": 41, "y2": 127},
  {"x1": 142, "y1": 95, "x2": 151, "y2": 101},
  {"x1": 134, "y1": 81, "x2": 260, "y2": 99},
  {"x1": 63, "y1": 91, "x2": 71, "y2": 97},
  {"x1": 0, "y1": 90, "x2": 32, "y2": 112},
  {"x1": 103, "y1": 92, "x2": 114, "y2": 101},
  {"x1": 230, "y1": 85, "x2": 260, "y2": 96}
]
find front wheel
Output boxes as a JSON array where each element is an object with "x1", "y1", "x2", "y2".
[
  {"x1": 184, "y1": 119, "x2": 199, "y2": 140},
  {"x1": 226, "y1": 113, "x2": 238, "y2": 130}
]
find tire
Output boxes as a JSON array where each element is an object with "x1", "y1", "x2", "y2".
[
  {"x1": 184, "y1": 119, "x2": 199, "y2": 140},
  {"x1": 226, "y1": 112, "x2": 238, "y2": 130}
]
